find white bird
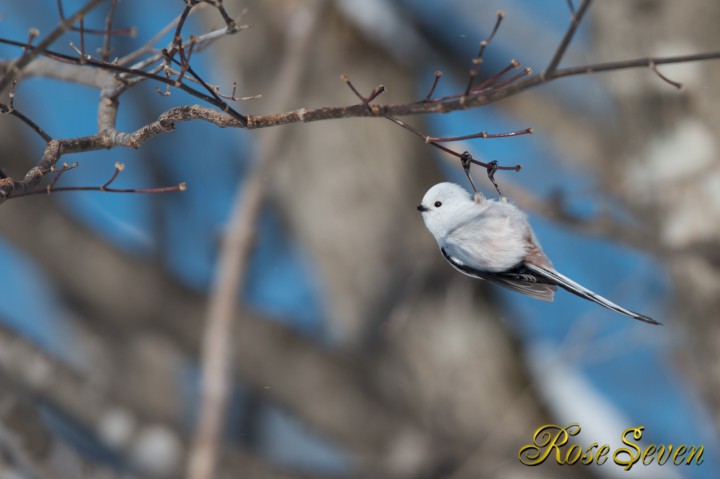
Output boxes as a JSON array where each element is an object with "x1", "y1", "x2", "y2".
[{"x1": 417, "y1": 182, "x2": 660, "y2": 325}]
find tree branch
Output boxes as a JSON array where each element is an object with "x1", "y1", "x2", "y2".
[{"x1": 2, "y1": 3, "x2": 719, "y2": 205}]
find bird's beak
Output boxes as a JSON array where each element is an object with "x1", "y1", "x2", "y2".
[{"x1": 417, "y1": 204, "x2": 428, "y2": 212}]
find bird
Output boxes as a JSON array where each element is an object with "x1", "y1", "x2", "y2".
[{"x1": 417, "y1": 182, "x2": 660, "y2": 325}]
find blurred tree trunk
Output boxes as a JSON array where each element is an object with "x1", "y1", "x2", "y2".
[
  {"x1": 589, "y1": 0, "x2": 720, "y2": 419},
  {"x1": 216, "y1": 2, "x2": 590, "y2": 477}
]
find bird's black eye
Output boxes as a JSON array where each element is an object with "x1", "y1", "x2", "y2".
[{"x1": 434, "y1": 201, "x2": 442, "y2": 208}]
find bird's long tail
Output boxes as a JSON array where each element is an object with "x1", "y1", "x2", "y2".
[{"x1": 525, "y1": 264, "x2": 661, "y2": 325}]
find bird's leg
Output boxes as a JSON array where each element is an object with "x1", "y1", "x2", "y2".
[
  {"x1": 486, "y1": 160, "x2": 504, "y2": 198},
  {"x1": 460, "y1": 151, "x2": 478, "y2": 193}
]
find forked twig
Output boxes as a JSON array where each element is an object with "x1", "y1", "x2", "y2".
[
  {"x1": 5, "y1": 162, "x2": 186, "y2": 199},
  {"x1": 341, "y1": 74, "x2": 387, "y2": 112},
  {"x1": 544, "y1": 0, "x2": 593, "y2": 79}
]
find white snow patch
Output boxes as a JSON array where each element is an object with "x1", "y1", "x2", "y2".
[
  {"x1": 97, "y1": 408, "x2": 136, "y2": 449},
  {"x1": 629, "y1": 118, "x2": 720, "y2": 247},
  {"x1": 130, "y1": 425, "x2": 182, "y2": 476}
]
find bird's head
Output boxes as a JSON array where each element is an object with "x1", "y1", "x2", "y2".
[{"x1": 417, "y1": 182, "x2": 475, "y2": 240}]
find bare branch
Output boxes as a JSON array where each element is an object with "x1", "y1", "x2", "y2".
[
  {"x1": 0, "y1": 0, "x2": 715, "y2": 241},
  {"x1": 6, "y1": 41, "x2": 708, "y2": 136},
  {"x1": 0, "y1": 146, "x2": 186, "y2": 202},
  {"x1": 0, "y1": 0, "x2": 104, "y2": 92},
  {"x1": 552, "y1": 50, "x2": 720, "y2": 78},
  {"x1": 2, "y1": 34, "x2": 716, "y2": 205},
  {"x1": 0, "y1": 37, "x2": 249, "y2": 123},
  {"x1": 245, "y1": 48, "x2": 720, "y2": 128},
  {"x1": 5, "y1": 162, "x2": 186, "y2": 200}
]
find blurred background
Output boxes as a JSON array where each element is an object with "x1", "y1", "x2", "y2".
[{"x1": 1, "y1": 0, "x2": 720, "y2": 478}]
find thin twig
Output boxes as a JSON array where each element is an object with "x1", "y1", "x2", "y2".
[
  {"x1": 544, "y1": 0, "x2": 593, "y2": 79},
  {"x1": 117, "y1": 14, "x2": 182, "y2": 65},
  {"x1": 649, "y1": 62, "x2": 684, "y2": 89},
  {"x1": 100, "y1": 162, "x2": 123, "y2": 189},
  {"x1": 0, "y1": 103, "x2": 53, "y2": 142},
  {"x1": 424, "y1": 70, "x2": 443, "y2": 101},
  {"x1": 566, "y1": 0, "x2": 576, "y2": 15},
  {"x1": 341, "y1": 75, "x2": 386, "y2": 114},
  {"x1": 57, "y1": 0, "x2": 131, "y2": 37},
  {"x1": 41, "y1": 184, "x2": 186, "y2": 194},
  {"x1": 168, "y1": 3, "x2": 196, "y2": 58},
  {"x1": 424, "y1": 61, "x2": 526, "y2": 104},
  {"x1": 56, "y1": 0, "x2": 65, "y2": 19},
  {"x1": 485, "y1": 67, "x2": 532, "y2": 90},
  {"x1": 79, "y1": 17, "x2": 87, "y2": 63},
  {"x1": 426, "y1": 127, "x2": 533, "y2": 143},
  {"x1": 472, "y1": 60, "x2": 520, "y2": 92},
  {"x1": 465, "y1": 11, "x2": 505, "y2": 95},
  {"x1": 163, "y1": 48, "x2": 238, "y2": 115},
  {"x1": 340, "y1": 74, "x2": 366, "y2": 101},
  {"x1": 101, "y1": 0, "x2": 118, "y2": 62}
]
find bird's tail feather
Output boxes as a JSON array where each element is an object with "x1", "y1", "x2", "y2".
[{"x1": 526, "y1": 264, "x2": 661, "y2": 325}]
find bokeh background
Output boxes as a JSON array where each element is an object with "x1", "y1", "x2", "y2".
[{"x1": 1, "y1": 1, "x2": 720, "y2": 478}]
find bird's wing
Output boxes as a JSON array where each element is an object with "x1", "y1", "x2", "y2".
[
  {"x1": 492, "y1": 270, "x2": 557, "y2": 302},
  {"x1": 523, "y1": 262, "x2": 661, "y2": 325},
  {"x1": 440, "y1": 247, "x2": 557, "y2": 301}
]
